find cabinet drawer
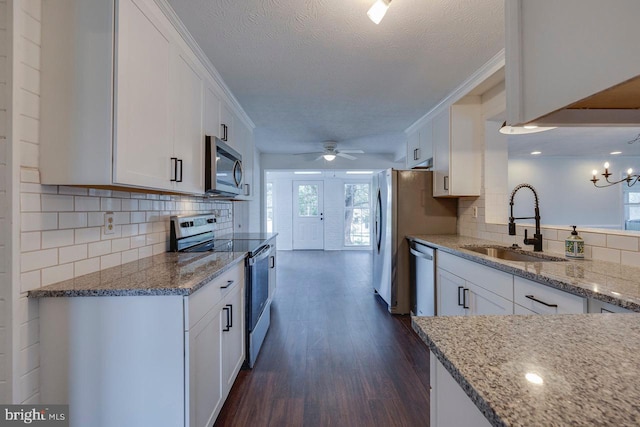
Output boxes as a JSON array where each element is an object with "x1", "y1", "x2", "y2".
[
  {"x1": 514, "y1": 304, "x2": 537, "y2": 315},
  {"x1": 187, "y1": 262, "x2": 244, "y2": 330},
  {"x1": 438, "y1": 252, "x2": 513, "y2": 301},
  {"x1": 514, "y1": 277, "x2": 586, "y2": 315}
]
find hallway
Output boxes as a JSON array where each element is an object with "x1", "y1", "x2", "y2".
[{"x1": 214, "y1": 250, "x2": 431, "y2": 426}]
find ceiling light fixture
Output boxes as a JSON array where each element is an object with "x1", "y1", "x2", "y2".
[
  {"x1": 591, "y1": 162, "x2": 639, "y2": 188},
  {"x1": 367, "y1": 0, "x2": 391, "y2": 24},
  {"x1": 499, "y1": 122, "x2": 557, "y2": 135},
  {"x1": 294, "y1": 171, "x2": 322, "y2": 175},
  {"x1": 346, "y1": 171, "x2": 374, "y2": 175},
  {"x1": 610, "y1": 151, "x2": 622, "y2": 155},
  {"x1": 322, "y1": 154, "x2": 336, "y2": 161},
  {"x1": 530, "y1": 151, "x2": 542, "y2": 155}
]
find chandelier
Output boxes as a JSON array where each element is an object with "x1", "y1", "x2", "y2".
[{"x1": 591, "y1": 162, "x2": 639, "y2": 188}]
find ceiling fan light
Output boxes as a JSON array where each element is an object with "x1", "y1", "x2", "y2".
[
  {"x1": 367, "y1": 0, "x2": 390, "y2": 24},
  {"x1": 323, "y1": 154, "x2": 336, "y2": 161},
  {"x1": 499, "y1": 121, "x2": 557, "y2": 135}
]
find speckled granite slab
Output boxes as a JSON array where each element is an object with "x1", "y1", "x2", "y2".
[
  {"x1": 408, "y1": 234, "x2": 640, "y2": 312},
  {"x1": 413, "y1": 314, "x2": 640, "y2": 427},
  {"x1": 28, "y1": 251, "x2": 247, "y2": 298}
]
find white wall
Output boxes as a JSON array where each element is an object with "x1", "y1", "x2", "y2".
[
  {"x1": 261, "y1": 152, "x2": 404, "y2": 171},
  {"x1": 508, "y1": 157, "x2": 623, "y2": 228},
  {"x1": 268, "y1": 171, "x2": 373, "y2": 251},
  {"x1": 0, "y1": 0, "x2": 10, "y2": 403}
]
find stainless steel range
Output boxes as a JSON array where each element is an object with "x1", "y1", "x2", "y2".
[{"x1": 170, "y1": 213, "x2": 273, "y2": 368}]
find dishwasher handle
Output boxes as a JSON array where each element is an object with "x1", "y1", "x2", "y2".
[
  {"x1": 248, "y1": 244, "x2": 273, "y2": 265},
  {"x1": 409, "y1": 242, "x2": 433, "y2": 261}
]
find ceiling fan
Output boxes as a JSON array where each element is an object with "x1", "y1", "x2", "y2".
[{"x1": 297, "y1": 141, "x2": 365, "y2": 161}]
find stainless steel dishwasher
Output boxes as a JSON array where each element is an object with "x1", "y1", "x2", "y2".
[{"x1": 409, "y1": 241, "x2": 436, "y2": 316}]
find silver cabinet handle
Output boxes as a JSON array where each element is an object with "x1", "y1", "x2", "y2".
[
  {"x1": 525, "y1": 294, "x2": 557, "y2": 308},
  {"x1": 220, "y1": 280, "x2": 234, "y2": 289},
  {"x1": 444, "y1": 175, "x2": 449, "y2": 191}
]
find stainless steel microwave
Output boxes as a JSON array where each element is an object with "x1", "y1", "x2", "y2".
[{"x1": 205, "y1": 135, "x2": 243, "y2": 197}]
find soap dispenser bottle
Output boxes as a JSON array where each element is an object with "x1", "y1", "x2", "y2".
[{"x1": 565, "y1": 225, "x2": 585, "y2": 259}]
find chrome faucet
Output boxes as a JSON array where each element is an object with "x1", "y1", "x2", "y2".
[{"x1": 508, "y1": 183, "x2": 543, "y2": 252}]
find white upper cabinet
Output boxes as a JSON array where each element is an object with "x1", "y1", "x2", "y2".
[
  {"x1": 432, "y1": 99, "x2": 481, "y2": 197},
  {"x1": 40, "y1": 0, "x2": 254, "y2": 196},
  {"x1": 172, "y1": 48, "x2": 204, "y2": 194},
  {"x1": 406, "y1": 121, "x2": 433, "y2": 169},
  {"x1": 506, "y1": 0, "x2": 640, "y2": 126},
  {"x1": 113, "y1": 0, "x2": 175, "y2": 190},
  {"x1": 219, "y1": 102, "x2": 236, "y2": 150}
]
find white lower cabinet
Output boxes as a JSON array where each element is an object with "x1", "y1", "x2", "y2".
[
  {"x1": 430, "y1": 352, "x2": 491, "y2": 427},
  {"x1": 513, "y1": 276, "x2": 586, "y2": 315},
  {"x1": 39, "y1": 262, "x2": 245, "y2": 427},
  {"x1": 436, "y1": 251, "x2": 588, "y2": 317},
  {"x1": 437, "y1": 251, "x2": 513, "y2": 316}
]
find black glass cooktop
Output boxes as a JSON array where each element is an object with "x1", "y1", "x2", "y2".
[{"x1": 184, "y1": 239, "x2": 266, "y2": 255}]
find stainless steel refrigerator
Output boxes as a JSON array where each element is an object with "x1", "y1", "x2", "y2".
[{"x1": 372, "y1": 169, "x2": 457, "y2": 314}]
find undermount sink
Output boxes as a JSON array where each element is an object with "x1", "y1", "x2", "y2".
[{"x1": 462, "y1": 245, "x2": 568, "y2": 262}]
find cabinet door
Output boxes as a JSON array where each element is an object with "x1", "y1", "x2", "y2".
[
  {"x1": 419, "y1": 121, "x2": 433, "y2": 163},
  {"x1": 188, "y1": 307, "x2": 223, "y2": 427},
  {"x1": 432, "y1": 109, "x2": 450, "y2": 197},
  {"x1": 467, "y1": 281, "x2": 513, "y2": 316},
  {"x1": 173, "y1": 49, "x2": 204, "y2": 194},
  {"x1": 114, "y1": 0, "x2": 174, "y2": 190},
  {"x1": 204, "y1": 85, "x2": 222, "y2": 139},
  {"x1": 406, "y1": 130, "x2": 421, "y2": 168},
  {"x1": 219, "y1": 102, "x2": 235, "y2": 149},
  {"x1": 235, "y1": 120, "x2": 253, "y2": 200},
  {"x1": 221, "y1": 284, "x2": 245, "y2": 395},
  {"x1": 436, "y1": 268, "x2": 466, "y2": 316}
]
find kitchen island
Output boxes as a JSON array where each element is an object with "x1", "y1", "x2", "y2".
[{"x1": 413, "y1": 314, "x2": 640, "y2": 426}]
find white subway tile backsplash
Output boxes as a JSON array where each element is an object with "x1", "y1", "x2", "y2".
[
  {"x1": 621, "y1": 251, "x2": 640, "y2": 267},
  {"x1": 74, "y1": 227, "x2": 101, "y2": 244},
  {"x1": 607, "y1": 235, "x2": 639, "y2": 252},
  {"x1": 121, "y1": 224, "x2": 138, "y2": 237},
  {"x1": 59, "y1": 244, "x2": 87, "y2": 264},
  {"x1": 139, "y1": 223, "x2": 152, "y2": 235},
  {"x1": 130, "y1": 212, "x2": 146, "y2": 223},
  {"x1": 58, "y1": 212, "x2": 87, "y2": 229},
  {"x1": 130, "y1": 235, "x2": 146, "y2": 249},
  {"x1": 121, "y1": 199, "x2": 139, "y2": 211},
  {"x1": 74, "y1": 196, "x2": 100, "y2": 212},
  {"x1": 88, "y1": 240, "x2": 111, "y2": 258},
  {"x1": 20, "y1": 168, "x2": 40, "y2": 184},
  {"x1": 100, "y1": 253, "x2": 121, "y2": 270},
  {"x1": 41, "y1": 264, "x2": 74, "y2": 286},
  {"x1": 580, "y1": 232, "x2": 607, "y2": 248},
  {"x1": 88, "y1": 189, "x2": 111, "y2": 197},
  {"x1": 41, "y1": 194, "x2": 74, "y2": 212},
  {"x1": 21, "y1": 249, "x2": 57, "y2": 272},
  {"x1": 138, "y1": 200, "x2": 153, "y2": 211},
  {"x1": 58, "y1": 186, "x2": 88, "y2": 196},
  {"x1": 74, "y1": 258, "x2": 100, "y2": 277},
  {"x1": 87, "y1": 212, "x2": 104, "y2": 227},
  {"x1": 121, "y1": 249, "x2": 139, "y2": 264},
  {"x1": 138, "y1": 245, "x2": 153, "y2": 259},
  {"x1": 100, "y1": 198, "x2": 121, "y2": 211},
  {"x1": 113, "y1": 212, "x2": 130, "y2": 225},
  {"x1": 20, "y1": 193, "x2": 40, "y2": 212},
  {"x1": 20, "y1": 271, "x2": 40, "y2": 292},
  {"x1": 41, "y1": 229, "x2": 73, "y2": 249},
  {"x1": 587, "y1": 246, "x2": 620, "y2": 264},
  {"x1": 111, "y1": 238, "x2": 130, "y2": 252},
  {"x1": 21, "y1": 213, "x2": 57, "y2": 231},
  {"x1": 20, "y1": 232, "x2": 40, "y2": 252}
]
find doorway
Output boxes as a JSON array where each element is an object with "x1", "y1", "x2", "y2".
[{"x1": 293, "y1": 181, "x2": 324, "y2": 249}]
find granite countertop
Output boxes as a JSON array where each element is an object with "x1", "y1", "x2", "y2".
[
  {"x1": 408, "y1": 234, "x2": 640, "y2": 312},
  {"x1": 412, "y1": 314, "x2": 640, "y2": 427},
  {"x1": 28, "y1": 251, "x2": 247, "y2": 298}
]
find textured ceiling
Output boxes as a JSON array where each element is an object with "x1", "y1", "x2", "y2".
[{"x1": 167, "y1": 0, "x2": 504, "y2": 154}]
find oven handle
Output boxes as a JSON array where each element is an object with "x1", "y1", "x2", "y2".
[{"x1": 248, "y1": 244, "x2": 273, "y2": 265}]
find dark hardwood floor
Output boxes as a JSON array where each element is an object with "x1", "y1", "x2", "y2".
[{"x1": 214, "y1": 250, "x2": 431, "y2": 427}]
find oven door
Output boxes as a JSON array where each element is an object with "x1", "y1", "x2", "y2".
[
  {"x1": 247, "y1": 244, "x2": 272, "y2": 331},
  {"x1": 205, "y1": 135, "x2": 243, "y2": 196}
]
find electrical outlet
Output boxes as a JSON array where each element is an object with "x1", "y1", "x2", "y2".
[
  {"x1": 104, "y1": 212, "x2": 115, "y2": 234},
  {"x1": 472, "y1": 206, "x2": 478, "y2": 218}
]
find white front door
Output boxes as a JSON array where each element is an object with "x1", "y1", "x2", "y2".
[{"x1": 293, "y1": 181, "x2": 324, "y2": 250}]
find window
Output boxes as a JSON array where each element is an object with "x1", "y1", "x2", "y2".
[
  {"x1": 298, "y1": 184, "x2": 319, "y2": 216},
  {"x1": 624, "y1": 186, "x2": 640, "y2": 231},
  {"x1": 344, "y1": 183, "x2": 370, "y2": 246},
  {"x1": 266, "y1": 182, "x2": 274, "y2": 233}
]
